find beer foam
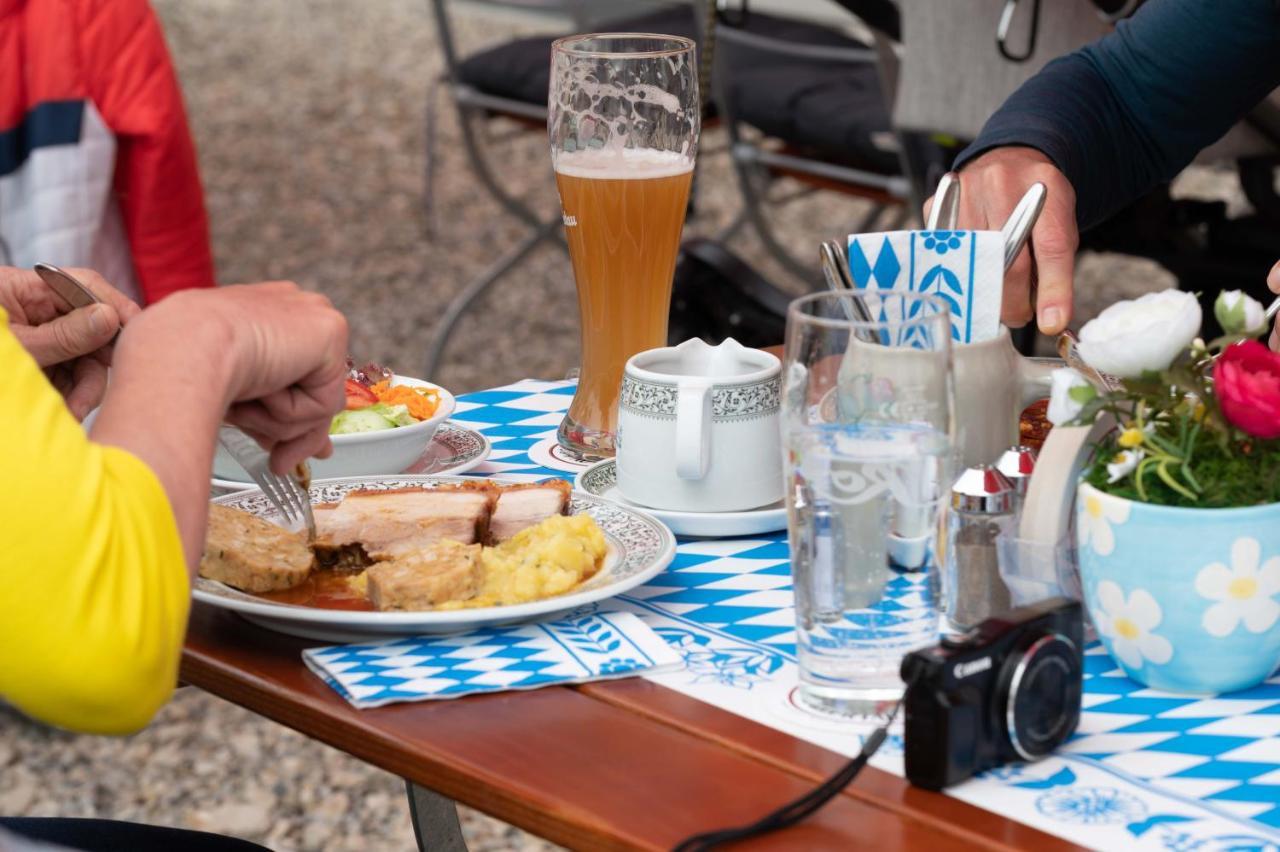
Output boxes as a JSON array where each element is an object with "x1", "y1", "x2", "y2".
[{"x1": 554, "y1": 147, "x2": 693, "y2": 180}]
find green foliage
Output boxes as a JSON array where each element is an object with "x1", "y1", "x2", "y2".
[{"x1": 1079, "y1": 337, "x2": 1280, "y2": 509}]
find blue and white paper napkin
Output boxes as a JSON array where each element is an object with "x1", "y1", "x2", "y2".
[
  {"x1": 847, "y1": 229, "x2": 1004, "y2": 343},
  {"x1": 303, "y1": 612, "x2": 682, "y2": 708}
]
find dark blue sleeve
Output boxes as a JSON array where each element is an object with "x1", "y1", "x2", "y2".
[{"x1": 956, "y1": 0, "x2": 1280, "y2": 229}]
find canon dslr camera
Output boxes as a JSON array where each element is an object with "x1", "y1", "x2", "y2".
[{"x1": 901, "y1": 598, "x2": 1084, "y2": 790}]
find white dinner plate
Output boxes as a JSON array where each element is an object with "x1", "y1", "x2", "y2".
[
  {"x1": 210, "y1": 422, "x2": 490, "y2": 493},
  {"x1": 194, "y1": 475, "x2": 677, "y2": 641},
  {"x1": 575, "y1": 460, "x2": 788, "y2": 538}
]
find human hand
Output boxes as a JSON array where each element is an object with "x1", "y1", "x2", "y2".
[
  {"x1": 1268, "y1": 260, "x2": 1280, "y2": 352},
  {"x1": 924, "y1": 147, "x2": 1078, "y2": 334},
  {"x1": 119, "y1": 282, "x2": 349, "y2": 474},
  {"x1": 0, "y1": 266, "x2": 141, "y2": 418}
]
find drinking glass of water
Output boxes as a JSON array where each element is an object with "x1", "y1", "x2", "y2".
[{"x1": 783, "y1": 292, "x2": 954, "y2": 721}]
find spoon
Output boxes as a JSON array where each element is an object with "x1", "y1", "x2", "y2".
[
  {"x1": 927, "y1": 172, "x2": 961, "y2": 231},
  {"x1": 34, "y1": 262, "x2": 121, "y2": 345},
  {"x1": 1057, "y1": 329, "x2": 1123, "y2": 394},
  {"x1": 1001, "y1": 183, "x2": 1047, "y2": 271}
]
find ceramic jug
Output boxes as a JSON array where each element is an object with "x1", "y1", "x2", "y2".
[{"x1": 836, "y1": 326, "x2": 1057, "y2": 470}]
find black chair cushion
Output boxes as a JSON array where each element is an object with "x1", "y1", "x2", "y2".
[
  {"x1": 456, "y1": 8, "x2": 701, "y2": 108},
  {"x1": 456, "y1": 5, "x2": 898, "y2": 175},
  {"x1": 723, "y1": 13, "x2": 899, "y2": 174}
]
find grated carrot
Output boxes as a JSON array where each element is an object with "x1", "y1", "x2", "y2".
[{"x1": 370, "y1": 380, "x2": 441, "y2": 421}]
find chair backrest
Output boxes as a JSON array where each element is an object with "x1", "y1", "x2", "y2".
[{"x1": 891, "y1": 0, "x2": 1110, "y2": 140}]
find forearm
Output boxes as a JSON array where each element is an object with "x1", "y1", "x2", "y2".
[
  {"x1": 958, "y1": 0, "x2": 1280, "y2": 229},
  {"x1": 957, "y1": 55, "x2": 1148, "y2": 229},
  {"x1": 91, "y1": 297, "x2": 236, "y2": 572},
  {"x1": 0, "y1": 313, "x2": 193, "y2": 734}
]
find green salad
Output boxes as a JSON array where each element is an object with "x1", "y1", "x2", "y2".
[{"x1": 330, "y1": 403, "x2": 417, "y2": 435}]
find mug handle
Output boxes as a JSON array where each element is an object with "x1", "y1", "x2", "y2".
[
  {"x1": 1017, "y1": 355, "x2": 1060, "y2": 408},
  {"x1": 675, "y1": 379, "x2": 713, "y2": 481}
]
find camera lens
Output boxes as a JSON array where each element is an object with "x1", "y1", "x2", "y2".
[{"x1": 1002, "y1": 632, "x2": 1081, "y2": 760}]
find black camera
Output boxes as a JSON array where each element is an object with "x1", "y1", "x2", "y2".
[{"x1": 900, "y1": 598, "x2": 1084, "y2": 791}]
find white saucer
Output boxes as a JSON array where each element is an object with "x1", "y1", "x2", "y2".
[
  {"x1": 575, "y1": 460, "x2": 788, "y2": 538},
  {"x1": 210, "y1": 421, "x2": 491, "y2": 492}
]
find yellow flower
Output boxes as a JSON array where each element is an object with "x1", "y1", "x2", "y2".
[
  {"x1": 1118, "y1": 427, "x2": 1146, "y2": 449},
  {"x1": 1193, "y1": 402, "x2": 1206, "y2": 423}
]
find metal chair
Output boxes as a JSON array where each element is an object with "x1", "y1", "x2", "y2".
[
  {"x1": 710, "y1": 0, "x2": 933, "y2": 282},
  {"x1": 422, "y1": 0, "x2": 702, "y2": 376}
]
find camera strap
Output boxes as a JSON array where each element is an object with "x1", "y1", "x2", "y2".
[{"x1": 670, "y1": 701, "x2": 902, "y2": 852}]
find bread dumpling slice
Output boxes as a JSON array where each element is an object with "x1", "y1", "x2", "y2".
[{"x1": 200, "y1": 504, "x2": 315, "y2": 592}]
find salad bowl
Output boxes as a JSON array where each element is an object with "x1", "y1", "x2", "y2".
[{"x1": 213, "y1": 375, "x2": 456, "y2": 481}]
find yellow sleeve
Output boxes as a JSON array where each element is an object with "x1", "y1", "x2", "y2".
[{"x1": 0, "y1": 309, "x2": 189, "y2": 735}]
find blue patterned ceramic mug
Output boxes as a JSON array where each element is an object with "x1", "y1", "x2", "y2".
[
  {"x1": 1075, "y1": 482, "x2": 1280, "y2": 694},
  {"x1": 846, "y1": 229, "x2": 1005, "y2": 344}
]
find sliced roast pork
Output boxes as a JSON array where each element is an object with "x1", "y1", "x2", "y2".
[
  {"x1": 487, "y1": 479, "x2": 572, "y2": 543},
  {"x1": 314, "y1": 485, "x2": 495, "y2": 563}
]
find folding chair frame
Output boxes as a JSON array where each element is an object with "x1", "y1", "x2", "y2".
[
  {"x1": 422, "y1": 0, "x2": 589, "y2": 376},
  {"x1": 709, "y1": 3, "x2": 920, "y2": 281}
]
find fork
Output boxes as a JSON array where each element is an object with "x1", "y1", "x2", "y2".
[{"x1": 217, "y1": 426, "x2": 316, "y2": 541}]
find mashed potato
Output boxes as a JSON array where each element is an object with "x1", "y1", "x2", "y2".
[{"x1": 440, "y1": 513, "x2": 608, "y2": 609}]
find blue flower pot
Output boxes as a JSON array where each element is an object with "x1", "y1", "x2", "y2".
[{"x1": 1075, "y1": 482, "x2": 1280, "y2": 694}]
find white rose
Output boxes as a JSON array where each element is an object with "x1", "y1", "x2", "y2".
[
  {"x1": 1077, "y1": 290, "x2": 1202, "y2": 378},
  {"x1": 1214, "y1": 290, "x2": 1267, "y2": 336},
  {"x1": 1047, "y1": 367, "x2": 1095, "y2": 426}
]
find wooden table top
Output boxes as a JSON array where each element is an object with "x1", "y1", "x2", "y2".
[{"x1": 182, "y1": 604, "x2": 1081, "y2": 851}]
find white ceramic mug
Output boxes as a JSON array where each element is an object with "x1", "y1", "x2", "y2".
[{"x1": 616, "y1": 338, "x2": 783, "y2": 513}]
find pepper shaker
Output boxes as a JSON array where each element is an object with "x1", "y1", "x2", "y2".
[{"x1": 944, "y1": 464, "x2": 1017, "y2": 634}]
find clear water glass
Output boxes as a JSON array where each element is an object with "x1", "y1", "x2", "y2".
[{"x1": 783, "y1": 292, "x2": 954, "y2": 721}]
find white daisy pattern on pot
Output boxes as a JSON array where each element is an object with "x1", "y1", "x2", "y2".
[
  {"x1": 1078, "y1": 491, "x2": 1131, "y2": 556},
  {"x1": 1093, "y1": 581, "x2": 1173, "y2": 670},
  {"x1": 1194, "y1": 537, "x2": 1280, "y2": 638}
]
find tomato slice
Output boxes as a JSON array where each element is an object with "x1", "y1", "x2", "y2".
[{"x1": 344, "y1": 379, "x2": 378, "y2": 410}]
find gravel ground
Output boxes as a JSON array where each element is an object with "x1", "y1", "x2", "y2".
[{"x1": 1, "y1": 1, "x2": 1246, "y2": 849}]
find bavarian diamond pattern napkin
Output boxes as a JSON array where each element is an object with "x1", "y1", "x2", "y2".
[
  {"x1": 847, "y1": 229, "x2": 1004, "y2": 343},
  {"x1": 302, "y1": 612, "x2": 682, "y2": 708}
]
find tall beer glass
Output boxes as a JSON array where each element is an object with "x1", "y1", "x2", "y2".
[{"x1": 549, "y1": 34, "x2": 699, "y2": 460}]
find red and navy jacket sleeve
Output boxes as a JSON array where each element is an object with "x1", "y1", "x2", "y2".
[{"x1": 74, "y1": 0, "x2": 215, "y2": 301}]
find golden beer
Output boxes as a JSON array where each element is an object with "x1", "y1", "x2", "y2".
[{"x1": 555, "y1": 150, "x2": 693, "y2": 453}]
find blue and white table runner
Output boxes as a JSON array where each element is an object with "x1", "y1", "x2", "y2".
[{"x1": 446, "y1": 379, "x2": 1280, "y2": 849}]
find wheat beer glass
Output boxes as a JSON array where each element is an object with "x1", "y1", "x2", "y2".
[{"x1": 549, "y1": 33, "x2": 699, "y2": 460}]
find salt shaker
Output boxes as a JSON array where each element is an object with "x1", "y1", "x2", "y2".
[
  {"x1": 943, "y1": 464, "x2": 1017, "y2": 633},
  {"x1": 996, "y1": 445, "x2": 1038, "y2": 500}
]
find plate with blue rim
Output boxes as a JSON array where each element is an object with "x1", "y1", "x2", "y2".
[
  {"x1": 194, "y1": 474, "x2": 677, "y2": 641},
  {"x1": 575, "y1": 460, "x2": 788, "y2": 538}
]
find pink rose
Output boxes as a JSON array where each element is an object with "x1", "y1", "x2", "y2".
[{"x1": 1214, "y1": 340, "x2": 1280, "y2": 439}]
